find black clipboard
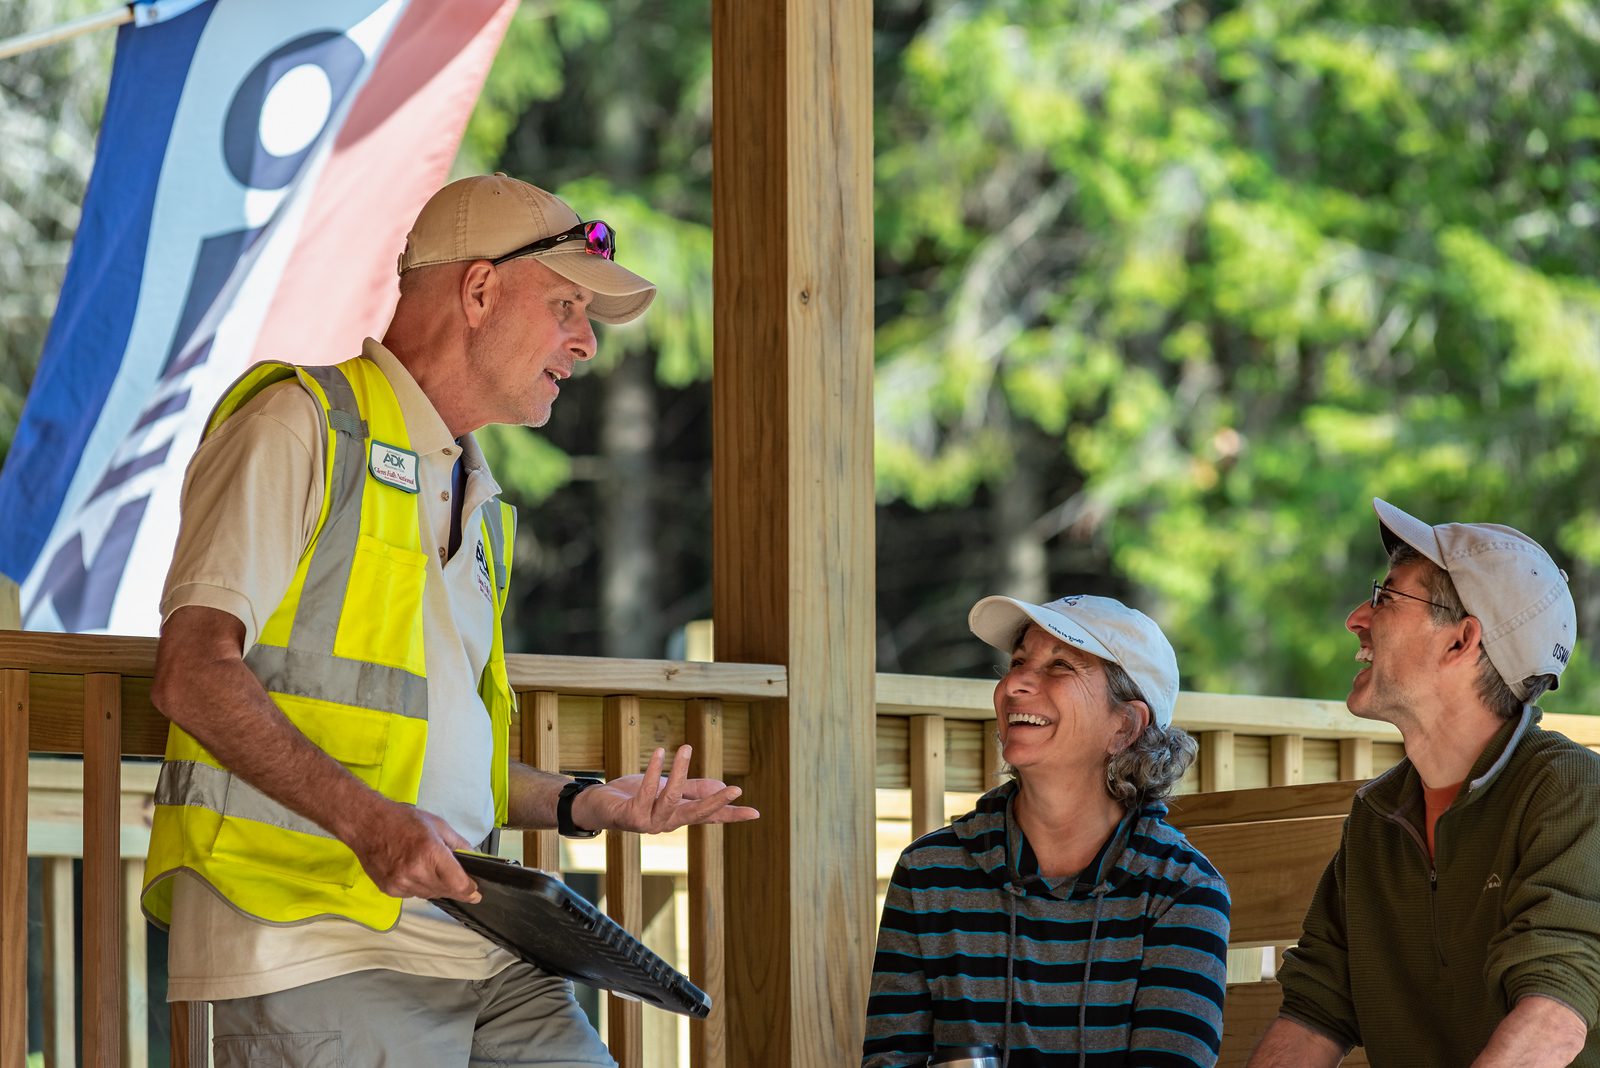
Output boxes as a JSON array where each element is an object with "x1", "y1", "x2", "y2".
[{"x1": 430, "y1": 851, "x2": 712, "y2": 1019}]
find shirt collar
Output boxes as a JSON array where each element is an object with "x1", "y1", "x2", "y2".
[{"x1": 361, "y1": 337, "x2": 456, "y2": 457}]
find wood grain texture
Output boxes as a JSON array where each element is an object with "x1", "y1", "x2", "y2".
[
  {"x1": 712, "y1": 0, "x2": 877, "y2": 1062},
  {"x1": 604, "y1": 695, "x2": 643, "y2": 1068},
  {"x1": 504, "y1": 653, "x2": 784, "y2": 700},
  {"x1": 1269, "y1": 734, "x2": 1305, "y2": 786},
  {"x1": 1182, "y1": 817, "x2": 1345, "y2": 946},
  {"x1": 909, "y1": 715, "x2": 946, "y2": 839},
  {"x1": 1167, "y1": 780, "x2": 1362, "y2": 830},
  {"x1": 523, "y1": 690, "x2": 561, "y2": 874},
  {"x1": 687, "y1": 699, "x2": 726, "y2": 1068},
  {"x1": 1200, "y1": 730, "x2": 1236, "y2": 793},
  {"x1": 1338, "y1": 737, "x2": 1373, "y2": 781},
  {"x1": 83, "y1": 673, "x2": 124, "y2": 1066},
  {"x1": 124, "y1": 858, "x2": 148, "y2": 1068},
  {"x1": 1, "y1": 670, "x2": 27, "y2": 1068},
  {"x1": 0, "y1": 576, "x2": 18, "y2": 630},
  {"x1": 43, "y1": 856, "x2": 75, "y2": 1068}
]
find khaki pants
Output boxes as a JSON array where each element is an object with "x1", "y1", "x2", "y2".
[{"x1": 210, "y1": 963, "x2": 616, "y2": 1068}]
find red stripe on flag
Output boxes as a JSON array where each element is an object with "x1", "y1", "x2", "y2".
[{"x1": 251, "y1": 0, "x2": 517, "y2": 367}]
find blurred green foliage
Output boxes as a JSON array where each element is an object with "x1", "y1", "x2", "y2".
[
  {"x1": 4, "y1": 0, "x2": 1599, "y2": 709},
  {"x1": 871, "y1": 0, "x2": 1600, "y2": 706}
]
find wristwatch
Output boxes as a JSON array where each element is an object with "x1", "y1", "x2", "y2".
[{"x1": 556, "y1": 777, "x2": 604, "y2": 839}]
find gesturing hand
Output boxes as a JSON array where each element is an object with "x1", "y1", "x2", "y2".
[
  {"x1": 570, "y1": 744, "x2": 761, "y2": 835},
  {"x1": 344, "y1": 797, "x2": 481, "y2": 903}
]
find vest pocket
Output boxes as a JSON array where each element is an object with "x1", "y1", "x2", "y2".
[
  {"x1": 338, "y1": 535, "x2": 428, "y2": 674},
  {"x1": 208, "y1": 697, "x2": 393, "y2": 889}
]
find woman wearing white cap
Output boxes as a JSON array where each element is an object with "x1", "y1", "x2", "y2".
[{"x1": 863, "y1": 595, "x2": 1231, "y2": 1068}]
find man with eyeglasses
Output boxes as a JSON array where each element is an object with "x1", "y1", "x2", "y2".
[
  {"x1": 141, "y1": 175, "x2": 758, "y2": 1067},
  {"x1": 1248, "y1": 499, "x2": 1600, "y2": 1067}
]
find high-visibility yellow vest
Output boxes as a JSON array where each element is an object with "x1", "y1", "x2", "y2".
[{"x1": 141, "y1": 356, "x2": 516, "y2": 931}]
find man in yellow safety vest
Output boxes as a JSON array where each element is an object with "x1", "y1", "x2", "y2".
[{"x1": 141, "y1": 174, "x2": 758, "y2": 1067}]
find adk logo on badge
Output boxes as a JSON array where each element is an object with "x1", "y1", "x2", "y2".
[{"x1": 369, "y1": 441, "x2": 420, "y2": 493}]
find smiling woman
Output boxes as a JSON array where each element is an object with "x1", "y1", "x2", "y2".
[{"x1": 863, "y1": 594, "x2": 1230, "y2": 1068}]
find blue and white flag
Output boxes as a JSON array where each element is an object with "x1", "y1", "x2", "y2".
[{"x1": 0, "y1": 0, "x2": 514, "y2": 633}]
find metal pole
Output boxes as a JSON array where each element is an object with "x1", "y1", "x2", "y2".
[{"x1": 0, "y1": 4, "x2": 132, "y2": 62}]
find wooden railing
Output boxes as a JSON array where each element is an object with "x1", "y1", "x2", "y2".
[
  {"x1": 11, "y1": 633, "x2": 1600, "y2": 1067},
  {"x1": 1, "y1": 632, "x2": 781, "y2": 1068}
]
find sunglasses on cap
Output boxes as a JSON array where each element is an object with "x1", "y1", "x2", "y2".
[{"x1": 491, "y1": 220, "x2": 616, "y2": 266}]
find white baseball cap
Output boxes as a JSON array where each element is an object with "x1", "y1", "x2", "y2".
[
  {"x1": 968, "y1": 594, "x2": 1180, "y2": 726},
  {"x1": 1373, "y1": 498, "x2": 1576, "y2": 699}
]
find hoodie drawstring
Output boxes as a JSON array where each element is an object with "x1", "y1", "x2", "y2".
[
  {"x1": 1077, "y1": 885, "x2": 1109, "y2": 1068},
  {"x1": 1002, "y1": 881, "x2": 1023, "y2": 1068}
]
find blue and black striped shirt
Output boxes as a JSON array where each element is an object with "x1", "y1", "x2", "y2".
[{"x1": 864, "y1": 782, "x2": 1230, "y2": 1067}]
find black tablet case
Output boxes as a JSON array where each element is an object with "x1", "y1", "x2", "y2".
[{"x1": 431, "y1": 851, "x2": 712, "y2": 1019}]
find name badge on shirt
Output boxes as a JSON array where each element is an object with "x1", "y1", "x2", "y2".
[{"x1": 369, "y1": 441, "x2": 420, "y2": 493}]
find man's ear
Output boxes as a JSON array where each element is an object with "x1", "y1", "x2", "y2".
[
  {"x1": 461, "y1": 261, "x2": 497, "y2": 328},
  {"x1": 1441, "y1": 614, "x2": 1484, "y2": 670}
]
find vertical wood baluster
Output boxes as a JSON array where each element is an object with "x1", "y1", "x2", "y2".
[
  {"x1": 909, "y1": 715, "x2": 945, "y2": 838},
  {"x1": 83, "y1": 673, "x2": 123, "y2": 1066},
  {"x1": 0, "y1": 669, "x2": 28, "y2": 1068},
  {"x1": 687, "y1": 698, "x2": 726, "y2": 1068},
  {"x1": 524, "y1": 690, "x2": 562, "y2": 874},
  {"x1": 604, "y1": 695, "x2": 643, "y2": 1068}
]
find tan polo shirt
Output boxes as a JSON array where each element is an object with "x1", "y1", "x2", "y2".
[{"x1": 159, "y1": 339, "x2": 517, "y2": 1000}]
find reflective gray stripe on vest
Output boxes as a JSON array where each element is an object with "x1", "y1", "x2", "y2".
[
  {"x1": 293, "y1": 363, "x2": 369, "y2": 655},
  {"x1": 155, "y1": 760, "x2": 337, "y2": 840},
  {"x1": 481, "y1": 501, "x2": 510, "y2": 599},
  {"x1": 245, "y1": 644, "x2": 427, "y2": 719}
]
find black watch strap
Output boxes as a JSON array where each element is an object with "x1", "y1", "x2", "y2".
[{"x1": 557, "y1": 777, "x2": 604, "y2": 838}]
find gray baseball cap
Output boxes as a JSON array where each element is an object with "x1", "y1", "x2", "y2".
[
  {"x1": 1373, "y1": 498, "x2": 1576, "y2": 699},
  {"x1": 968, "y1": 594, "x2": 1180, "y2": 726}
]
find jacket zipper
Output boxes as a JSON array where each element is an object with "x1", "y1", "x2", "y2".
[{"x1": 1380, "y1": 808, "x2": 1446, "y2": 966}]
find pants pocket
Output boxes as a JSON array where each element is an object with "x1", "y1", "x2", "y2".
[{"x1": 213, "y1": 1030, "x2": 343, "y2": 1068}]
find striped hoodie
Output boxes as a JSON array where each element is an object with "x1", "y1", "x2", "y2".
[{"x1": 863, "y1": 781, "x2": 1230, "y2": 1067}]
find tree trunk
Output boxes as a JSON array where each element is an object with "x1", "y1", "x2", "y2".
[{"x1": 599, "y1": 351, "x2": 660, "y2": 657}]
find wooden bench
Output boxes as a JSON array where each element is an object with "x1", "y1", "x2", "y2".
[{"x1": 1168, "y1": 779, "x2": 1369, "y2": 1067}]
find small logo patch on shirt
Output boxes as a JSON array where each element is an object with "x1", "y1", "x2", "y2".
[
  {"x1": 369, "y1": 441, "x2": 420, "y2": 493},
  {"x1": 474, "y1": 540, "x2": 493, "y2": 602},
  {"x1": 1484, "y1": 873, "x2": 1502, "y2": 892}
]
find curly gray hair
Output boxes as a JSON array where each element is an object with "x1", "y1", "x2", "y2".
[{"x1": 1102, "y1": 660, "x2": 1197, "y2": 805}]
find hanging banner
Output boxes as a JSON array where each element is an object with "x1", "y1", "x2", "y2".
[{"x1": 0, "y1": 0, "x2": 515, "y2": 633}]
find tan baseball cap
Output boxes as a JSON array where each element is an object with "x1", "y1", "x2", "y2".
[
  {"x1": 1373, "y1": 498, "x2": 1576, "y2": 699},
  {"x1": 968, "y1": 594, "x2": 1180, "y2": 726},
  {"x1": 396, "y1": 173, "x2": 656, "y2": 325}
]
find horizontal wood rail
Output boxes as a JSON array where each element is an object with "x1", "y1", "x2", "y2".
[
  {"x1": 10, "y1": 630, "x2": 1600, "y2": 1066},
  {"x1": 2, "y1": 631, "x2": 784, "y2": 1068}
]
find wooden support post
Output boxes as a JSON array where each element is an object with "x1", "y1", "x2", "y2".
[
  {"x1": 84, "y1": 673, "x2": 124, "y2": 1066},
  {"x1": 1339, "y1": 737, "x2": 1373, "y2": 781},
  {"x1": 524, "y1": 690, "x2": 562, "y2": 874},
  {"x1": 711, "y1": 0, "x2": 875, "y2": 1058},
  {"x1": 44, "y1": 857, "x2": 76, "y2": 1068},
  {"x1": 604, "y1": 695, "x2": 644, "y2": 1068},
  {"x1": 687, "y1": 699, "x2": 726, "y2": 1068},
  {"x1": 1269, "y1": 735, "x2": 1304, "y2": 787},
  {"x1": 909, "y1": 715, "x2": 946, "y2": 839},
  {"x1": 1199, "y1": 730, "x2": 1235, "y2": 793},
  {"x1": 1, "y1": 670, "x2": 27, "y2": 1068},
  {"x1": 711, "y1": 0, "x2": 876, "y2": 1061}
]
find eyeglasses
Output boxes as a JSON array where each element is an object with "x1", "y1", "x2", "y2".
[
  {"x1": 1369, "y1": 581, "x2": 1451, "y2": 612},
  {"x1": 491, "y1": 220, "x2": 616, "y2": 265}
]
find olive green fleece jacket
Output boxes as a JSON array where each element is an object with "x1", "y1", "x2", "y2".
[{"x1": 1277, "y1": 705, "x2": 1600, "y2": 1066}]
